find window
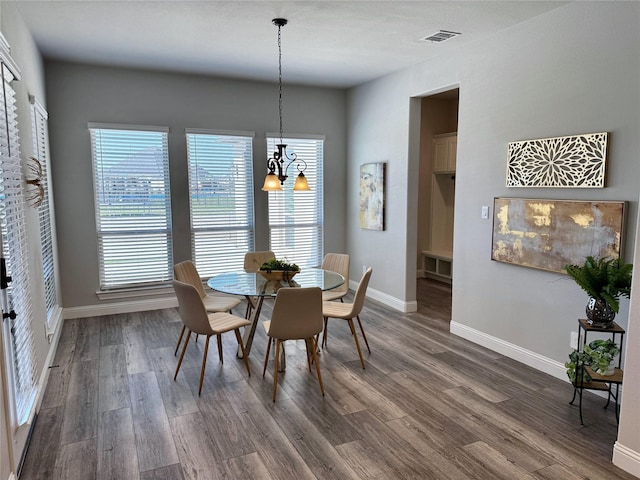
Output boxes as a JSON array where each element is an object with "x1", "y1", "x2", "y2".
[
  {"x1": 186, "y1": 130, "x2": 255, "y2": 276},
  {"x1": 89, "y1": 124, "x2": 172, "y2": 289},
  {"x1": 31, "y1": 96, "x2": 60, "y2": 331},
  {"x1": 0, "y1": 54, "x2": 38, "y2": 425},
  {"x1": 266, "y1": 135, "x2": 324, "y2": 268}
]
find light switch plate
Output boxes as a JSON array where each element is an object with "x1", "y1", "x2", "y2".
[{"x1": 481, "y1": 205, "x2": 489, "y2": 219}]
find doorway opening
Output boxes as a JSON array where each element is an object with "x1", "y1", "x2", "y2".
[{"x1": 416, "y1": 88, "x2": 459, "y2": 317}]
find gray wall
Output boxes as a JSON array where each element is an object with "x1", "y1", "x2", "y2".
[
  {"x1": 44, "y1": 62, "x2": 347, "y2": 308},
  {"x1": 349, "y1": 0, "x2": 639, "y2": 362},
  {"x1": 348, "y1": 3, "x2": 639, "y2": 467}
]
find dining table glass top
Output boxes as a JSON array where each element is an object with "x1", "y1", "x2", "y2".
[{"x1": 207, "y1": 268, "x2": 344, "y2": 297}]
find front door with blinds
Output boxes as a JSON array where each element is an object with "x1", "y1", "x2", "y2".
[{"x1": 0, "y1": 48, "x2": 39, "y2": 471}]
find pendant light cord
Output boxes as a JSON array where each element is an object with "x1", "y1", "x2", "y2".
[{"x1": 277, "y1": 22, "x2": 284, "y2": 145}]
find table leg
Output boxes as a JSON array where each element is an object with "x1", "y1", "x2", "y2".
[{"x1": 238, "y1": 296, "x2": 265, "y2": 358}]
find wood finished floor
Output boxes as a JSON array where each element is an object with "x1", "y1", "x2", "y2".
[{"x1": 20, "y1": 278, "x2": 635, "y2": 479}]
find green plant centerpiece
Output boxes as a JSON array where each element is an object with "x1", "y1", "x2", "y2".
[
  {"x1": 258, "y1": 258, "x2": 300, "y2": 282},
  {"x1": 566, "y1": 338, "x2": 620, "y2": 383},
  {"x1": 564, "y1": 255, "x2": 632, "y2": 328}
]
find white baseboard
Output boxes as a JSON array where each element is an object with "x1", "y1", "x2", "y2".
[
  {"x1": 64, "y1": 297, "x2": 178, "y2": 319},
  {"x1": 450, "y1": 321, "x2": 568, "y2": 382},
  {"x1": 450, "y1": 321, "x2": 617, "y2": 401},
  {"x1": 348, "y1": 280, "x2": 417, "y2": 313},
  {"x1": 34, "y1": 311, "x2": 65, "y2": 413},
  {"x1": 613, "y1": 442, "x2": 640, "y2": 477}
]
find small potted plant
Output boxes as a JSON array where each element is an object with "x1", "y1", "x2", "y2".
[
  {"x1": 258, "y1": 258, "x2": 300, "y2": 282},
  {"x1": 565, "y1": 349, "x2": 592, "y2": 384},
  {"x1": 566, "y1": 338, "x2": 620, "y2": 383},
  {"x1": 564, "y1": 256, "x2": 632, "y2": 327},
  {"x1": 584, "y1": 339, "x2": 620, "y2": 376}
]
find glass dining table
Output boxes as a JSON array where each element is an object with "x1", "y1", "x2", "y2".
[{"x1": 207, "y1": 268, "x2": 344, "y2": 358}]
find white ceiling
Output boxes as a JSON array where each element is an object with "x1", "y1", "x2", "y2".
[{"x1": 14, "y1": 1, "x2": 568, "y2": 88}]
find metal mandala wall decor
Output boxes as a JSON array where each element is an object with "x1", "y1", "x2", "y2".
[{"x1": 506, "y1": 132, "x2": 608, "y2": 188}]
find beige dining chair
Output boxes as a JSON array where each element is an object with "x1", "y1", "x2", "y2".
[
  {"x1": 321, "y1": 253, "x2": 350, "y2": 302},
  {"x1": 243, "y1": 250, "x2": 275, "y2": 318},
  {"x1": 262, "y1": 287, "x2": 325, "y2": 402},
  {"x1": 243, "y1": 250, "x2": 275, "y2": 272},
  {"x1": 173, "y1": 260, "x2": 242, "y2": 355},
  {"x1": 321, "y1": 267, "x2": 373, "y2": 369},
  {"x1": 173, "y1": 280, "x2": 251, "y2": 395}
]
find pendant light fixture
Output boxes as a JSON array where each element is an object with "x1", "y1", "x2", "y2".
[{"x1": 262, "y1": 18, "x2": 310, "y2": 192}]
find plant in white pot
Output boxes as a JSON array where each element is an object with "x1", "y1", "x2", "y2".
[{"x1": 584, "y1": 339, "x2": 620, "y2": 376}]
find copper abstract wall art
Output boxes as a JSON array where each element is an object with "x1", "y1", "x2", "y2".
[{"x1": 491, "y1": 198, "x2": 624, "y2": 273}]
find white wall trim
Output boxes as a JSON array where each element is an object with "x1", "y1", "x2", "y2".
[
  {"x1": 613, "y1": 442, "x2": 640, "y2": 477},
  {"x1": 45, "y1": 306, "x2": 63, "y2": 342},
  {"x1": 450, "y1": 321, "x2": 566, "y2": 380},
  {"x1": 34, "y1": 313, "x2": 65, "y2": 413},
  {"x1": 348, "y1": 280, "x2": 417, "y2": 313},
  {"x1": 450, "y1": 321, "x2": 617, "y2": 401},
  {"x1": 64, "y1": 297, "x2": 178, "y2": 319}
]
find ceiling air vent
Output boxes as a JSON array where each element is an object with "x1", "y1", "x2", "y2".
[{"x1": 421, "y1": 30, "x2": 461, "y2": 43}]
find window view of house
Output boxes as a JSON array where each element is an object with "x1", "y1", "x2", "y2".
[
  {"x1": 89, "y1": 125, "x2": 173, "y2": 289},
  {"x1": 186, "y1": 130, "x2": 255, "y2": 276}
]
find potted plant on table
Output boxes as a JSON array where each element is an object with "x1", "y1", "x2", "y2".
[
  {"x1": 565, "y1": 338, "x2": 620, "y2": 383},
  {"x1": 584, "y1": 339, "x2": 620, "y2": 376},
  {"x1": 565, "y1": 349, "x2": 592, "y2": 384},
  {"x1": 564, "y1": 255, "x2": 632, "y2": 328}
]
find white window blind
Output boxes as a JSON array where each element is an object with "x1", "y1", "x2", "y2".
[
  {"x1": 0, "y1": 60, "x2": 38, "y2": 425},
  {"x1": 89, "y1": 125, "x2": 173, "y2": 289},
  {"x1": 266, "y1": 135, "x2": 324, "y2": 268},
  {"x1": 31, "y1": 97, "x2": 59, "y2": 330},
  {"x1": 186, "y1": 130, "x2": 255, "y2": 276}
]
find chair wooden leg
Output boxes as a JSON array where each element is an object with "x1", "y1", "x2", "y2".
[
  {"x1": 235, "y1": 329, "x2": 251, "y2": 377},
  {"x1": 321, "y1": 317, "x2": 329, "y2": 348},
  {"x1": 217, "y1": 334, "x2": 223, "y2": 363},
  {"x1": 273, "y1": 339, "x2": 281, "y2": 402},
  {"x1": 263, "y1": 337, "x2": 272, "y2": 377},
  {"x1": 304, "y1": 338, "x2": 312, "y2": 371},
  {"x1": 356, "y1": 315, "x2": 371, "y2": 354},
  {"x1": 174, "y1": 325, "x2": 186, "y2": 356},
  {"x1": 198, "y1": 336, "x2": 211, "y2": 396},
  {"x1": 310, "y1": 337, "x2": 325, "y2": 397},
  {"x1": 174, "y1": 330, "x2": 192, "y2": 380},
  {"x1": 348, "y1": 319, "x2": 366, "y2": 369}
]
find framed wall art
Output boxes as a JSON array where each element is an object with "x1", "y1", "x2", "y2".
[
  {"x1": 491, "y1": 197, "x2": 624, "y2": 273},
  {"x1": 506, "y1": 132, "x2": 608, "y2": 188},
  {"x1": 359, "y1": 162, "x2": 385, "y2": 231}
]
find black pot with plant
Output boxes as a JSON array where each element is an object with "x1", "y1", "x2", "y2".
[{"x1": 564, "y1": 256, "x2": 632, "y2": 328}]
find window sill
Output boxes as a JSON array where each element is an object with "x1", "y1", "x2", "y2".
[{"x1": 96, "y1": 284, "x2": 174, "y2": 301}]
